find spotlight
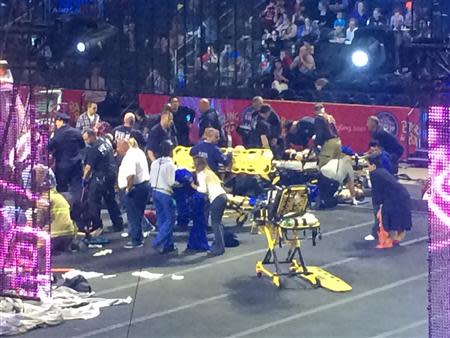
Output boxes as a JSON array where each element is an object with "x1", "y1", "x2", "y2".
[
  {"x1": 352, "y1": 50, "x2": 369, "y2": 67},
  {"x1": 76, "y1": 42, "x2": 86, "y2": 53}
]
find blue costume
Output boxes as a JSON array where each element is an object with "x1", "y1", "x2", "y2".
[{"x1": 174, "y1": 168, "x2": 209, "y2": 250}]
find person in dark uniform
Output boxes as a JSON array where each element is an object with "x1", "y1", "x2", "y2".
[
  {"x1": 249, "y1": 104, "x2": 275, "y2": 150},
  {"x1": 82, "y1": 129, "x2": 124, "y2": 233},
  {"x1": 134, "y1": 108, "x2": 150, "y2": 137},
  {"x1": 237, "y1": 96, "x2": 264, "y2": 147},
  {"x1": 198, "y1": 98, "x2": 227, "y2": 147},
  {"x1": 368, "y1": 153, "x2": 412, "y2": 248},
  {"x1": 112, "y1": 112, "x2": 146, "y2": 148},
  {"x1": 190, "y1": 128, "x2": 232, "y2": 174},
  {"x1": 169, "y1": 96, "x2": 195, "y2": 146},
  {"x1": 48, "y1": 112, "x2": 85, "y2": 204},
  {"x1": 367, "y1": 116, "x2": 404, "y2": 174},
  {"x1": 284, "y1": 116, "x2": 315, "y2": 149},
  {"x1": 146, "y1": 104, "x2": 178, "y2": 162}
]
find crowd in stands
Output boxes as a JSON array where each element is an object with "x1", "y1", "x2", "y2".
[{"x1": 1, "y1": 0, "x2": 435, "y2": 105}]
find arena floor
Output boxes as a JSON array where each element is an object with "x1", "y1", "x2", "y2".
[{"x1": 23, "y1": 201, "x2": 428, "y2": 338}]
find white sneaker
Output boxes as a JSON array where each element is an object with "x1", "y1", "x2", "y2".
[
  {"x1": 143, "y1": 231, "x2": 150, "y2": 238},
  {"x1": 121, "y1": 232, "x2": 129, "y2": 238},
  {"x1": 352, "y1": 198, "x2": 359, "y2": 206},
  {"x1": 364, "y1": 234, "x2": 375, "y2": 241}
]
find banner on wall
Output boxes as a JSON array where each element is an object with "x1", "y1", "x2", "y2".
[{"x1": 138, "y1": 93, "x2": 420, "y2": 154}]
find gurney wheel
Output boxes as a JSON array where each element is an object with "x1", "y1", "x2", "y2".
[{"x1": 236, "y1": 213, "x2": 248, "y2": 227}]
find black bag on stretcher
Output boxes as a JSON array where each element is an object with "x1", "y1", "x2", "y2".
[{"x1": 316, "y1": 173, "x2": 339, "y2": 209}]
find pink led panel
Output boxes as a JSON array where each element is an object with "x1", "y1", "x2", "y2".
[
  {"x1": 0, "y1": 84, "x2": 51, "y2": 299},
  {"x1": 428, "y1": 105, "x2": 450, "y2": 337}
]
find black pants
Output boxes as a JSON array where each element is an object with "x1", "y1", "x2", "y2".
[
  {"x1": 209, "y1": 194, "x2": 227, "y2": 255},
  {"x1": 88, "y1": 173, "x2": 123, "y2": 231},
  {"x1": 390, "y1": 153, "x2": 400, "y2": 175},
  {"x1": 55, "y1": 163, "x2": 82, "y2": 204}
]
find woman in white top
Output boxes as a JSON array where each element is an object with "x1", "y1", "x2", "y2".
[{"x1": 192, "y1": 156, "x2": 227, "y2": 256}]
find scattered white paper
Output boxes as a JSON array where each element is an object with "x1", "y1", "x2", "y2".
[
  {"x1": 131, "y1": 271, "x2": 163, "y2": 280},
  {"x1": 93, "y1": 249, "x2": 112, "y2": 257},
  {"x1": 171, "y1": 274, "x2": 184, "y2": 281},
  {"x1": 102, "y1": 274, "x2": 117, "y2": 279},
  {"x1": 62, "y1": 269, "x2": 104, "y2": 280},
  {"x1": 88, "y1": 244, "x2": 103, "y2": 249}
]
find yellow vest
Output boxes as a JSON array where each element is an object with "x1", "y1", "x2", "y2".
[{"x1": 49, "y1": 189, "x2": 77, "y2": 238}]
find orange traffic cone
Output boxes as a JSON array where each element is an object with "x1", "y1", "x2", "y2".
[{"x1": 376, "y1": 208, "x2": 393, "y2": 249}]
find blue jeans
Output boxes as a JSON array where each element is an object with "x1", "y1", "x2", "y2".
[
  {"x1": 124, "y1": 182, "x2": 150, "y2": 246},
  {"x1": 152, "y1": 190, "x2": 176, "y2": 250}
]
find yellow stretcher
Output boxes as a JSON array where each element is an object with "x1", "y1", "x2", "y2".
[
  {"x1": 173, "y1": 146, "x2": 276, "y2": 226},
  {"x1": 253, "y1": 185, "x2": 352, "y2": 292}
]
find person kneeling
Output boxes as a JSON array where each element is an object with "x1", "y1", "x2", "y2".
[
  {"x1": 192, "y1": 156, "x2": 227, "y2": 256},
  {"x1": 368, "y1": 153, "x2": 412, "y2": 248}
]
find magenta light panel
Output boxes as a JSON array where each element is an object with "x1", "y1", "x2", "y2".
[
  {"x1": 428, "y1": 105, "x2": 450, "y2": 337},
  {"x1": 0, "y1": 84, "x2": 51, "y2": 299}
]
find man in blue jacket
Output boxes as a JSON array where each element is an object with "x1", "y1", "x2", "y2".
[{"x1": 190, "y1": 128, "x2": 232, "y2": 174}]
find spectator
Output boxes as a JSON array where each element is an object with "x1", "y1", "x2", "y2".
[
  {"x1": 296, "y1": 17, "x2": 313, "y2": 40},
  {"x1": 334, "y1": 11, "x2": 346, "y2": 29},
  {"x1": 123, "y1": 15, "x2": 136, "y2": 52},
  {"x1": 329, "y1": 0, "x2": 349, "y2": 13},
  {"x1": 332, "y1": 11, "x2": 346, "y2": 39},
  {"x1": 280, "y1": 16, "x2": 297, "y2": 40},
  {"x1": 351, "y1": 1, "x2": 369, "y2": 27},
  {"x1": 404, "y1": 1, "x2": 412, "y2": 28},
  {"x1": 272, "y1": 58, "x2": 289, "y2": 93},
  {"x1": 292, "y1": 2, "x2": 306, "y2": 25},
  {"x1": 290, "y1": 40, "x2": 316, "y2": 75},
  {"x1": 265, "y1": 30, "x2": 283, "y2": 57},
  {"x1": 317, "y1": 1, "x2": 335, "y2": 28},
  {"x1": 366, "y1": 8, "x2": 387, "y2": 27},
  {"x1": 346, "y1": 18, "x2": 358, "y2": 43},
  {"x1": 390, "y1": 8, "x2": 404, "y2": 31},
  {"x1": 84, "y1": 66, "x2": 106, "y2": 91},
  {"x1": 275, "y1": 12, "x2": 290, "y2": 34},
  {"x1": 260, "y1": 1, "x2": 278, "y2": 30},
  {"x1": 145, "y1": 69, "x2": 168, "y2": 94},
  {"x1": 76, "y1": 101, "x2": 101, "y2": 133},
  {"x1": 200, "y1": 45, "x2": 218, "y2": 72},
  {"x1": 280, "y1": 49, "x2": 293, "y2": 69}
]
